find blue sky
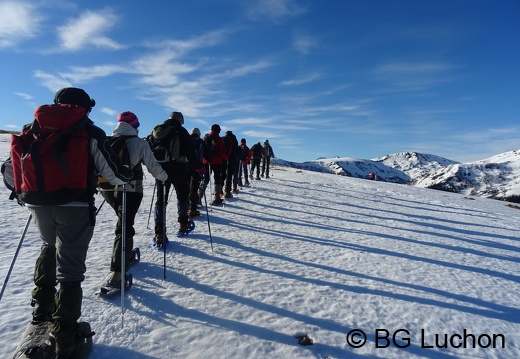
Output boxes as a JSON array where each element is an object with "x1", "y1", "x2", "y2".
[{"x1": 0, "y1": 0, "x2": 519, "y2": 163}]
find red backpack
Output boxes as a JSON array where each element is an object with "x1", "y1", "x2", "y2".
[{"x1": 10, "y1": 104, "x2": 91, "y2": 205}]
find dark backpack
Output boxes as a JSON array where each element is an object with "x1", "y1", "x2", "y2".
[
  {"x1": 252, "y1": 144, "x2": 263, "y2": 158},
  {"x1": 147, "y1": 124, "x2": 179, "y2": 163},
  {"x1": 202, "y1": 133, "x2": 217, "y2": 162},
  {"x1": 1, "y1": 156, "x2": 22, "y2": 205},
  {"x1": 10, "y1": 104, "x2": 91, "y2": 205},
  {"x1": 238, "y1": 145, "x2": 248, "y2": 161},
  {"x1": 223, "y1": 133, "x2": 239, "y2": 160},
  {"x1": 98, "y1": 135, "x2": 142, "y2": 190}
]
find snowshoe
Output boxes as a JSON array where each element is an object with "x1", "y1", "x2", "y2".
[
  {"x1": 152, "y1": 234, "x2": 169, "y2": 249},
  {"x1": 189, "y1": 209, "x2": 201, "y2": 219},
  {"x1": 97, "y1": 273, "x2": 133, "y2": 299},
  {"x1": 177, "y1": 220, "x2": 196, "y2": 237}
]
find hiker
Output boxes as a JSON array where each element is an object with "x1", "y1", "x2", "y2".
[
  {"x1": 202, "y1": 124, "x2": 228, "y2": 205},
  {"x1": 223, "y1": 130, "x2": 240, "y2": 198},
  {"x1": 238, "y1": 138, "x2": 251, "y2": 186},
  {"x1": 10, "y1": 87, "x2": 134, "y2": 358},
  {"x1": 147, "y1": 111, "x2": 200, "y2": 242},
  {"x1": 261, "y1": 139, "x2": 275, "y2": 178},
  {"x1": 188, "y1": 127, "x2": 205, "y2": 218},
  {"x1": 250, "y1": 141, "x2": 263, "y2": 180},
  {"x1": 99, "y1": 111, "x2": 168, "y2": 288}
]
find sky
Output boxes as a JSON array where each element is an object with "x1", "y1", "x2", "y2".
[
  {"x1": 0, "y1": 0, "x2": 519, "y2": 163},
  {"x1": 0, "y1": 134, "x2": 519, "y2": 358}
]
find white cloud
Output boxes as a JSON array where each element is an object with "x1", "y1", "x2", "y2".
[
  {"x1": 14, "y1": 92, "x2": 33, "y2": 101},
  {"x1": 33, "y1": 70, "x2": 72, "y2": 92},
  {"x1": 292, "y1": 31, "x2": 317, "y2": 54},
  {"x1": 372, "y1": 61, "x2": 459, "y2": 93},
  {"x1": 0, "y1": 2, "x2": 40, "y2": 48},
  {"x1": 65, "y1": 64, "x2": 127, "y2": 83},
  {"x1": 279, "y1": 72, "x2": 321, "y2": 86},
  {"x1": 247, "y1": 0, "x2": 307, "y2": 21},
  {"x1": 100, "y1": 107, "x2": 118, "y2": 117},
  {"x1": 57, "y1": 9, "x2": 123, "y2": 51}
]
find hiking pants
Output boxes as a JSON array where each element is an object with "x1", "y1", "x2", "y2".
[
  {"x1": 28, "y1": 205, "x2": 94, "y2": 346},
  {"x1": 155, "y1": 162, "x2": 189, "y2": 234},
  {"x1": 251, "y1": 158, "x2": 261, "y2": 178},
  {"x1": 262, "y1": 156, "x2": 271, "y2": 177},
  {"x1": 239, "y1": 162, "x2": 249, "y2": 184},
  {"x1": 189, "y1": 168, "x2": 202, "y2": 211},
  {"x1": 101, "y1": 190, "x2": 143, "y2": 272}
]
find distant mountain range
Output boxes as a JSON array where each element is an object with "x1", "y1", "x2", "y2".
[
  {"x1": 273, "y1": 150, "x2": 520, "y2": 203},
  {"x1": 2, "y1": 128, "x2": 518, "y2": 203}
]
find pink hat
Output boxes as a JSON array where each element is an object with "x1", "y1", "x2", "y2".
[{"x1": 117, "y1": 111, "x2": 140, "y2": 128}]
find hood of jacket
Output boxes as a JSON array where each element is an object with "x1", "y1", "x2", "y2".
[{"x1": 112, "y1": 121, "x2": 139, "y2": 137}]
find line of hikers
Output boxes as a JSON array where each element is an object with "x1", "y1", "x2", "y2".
[{"x1": 2, "y1": 87, "x2": 275, "y2": 359}]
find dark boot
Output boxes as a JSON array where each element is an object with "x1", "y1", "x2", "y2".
[{"x1": 52, "y1": 282, "x2": 82, "y2": 358}]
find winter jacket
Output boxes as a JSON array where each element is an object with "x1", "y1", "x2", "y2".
[
  {"x1": 207, "y1": 131, "x2": 229, "y2": 165},
  {"x1": 240, "y1": 144, "x2": 251, "y2": 165},
  {"x1": 250, "y1": 143, "x2": 264, "y2": 161},
  {"x1": 263, "y1": 143, "x2": 275, "y2": 158},
  {"x1": 160, "y1": 119, "x2": 201, "y2": 168},
  {"x1": 191, "y1": 134, "x2": 204, "y2": 163},
  {"x1": 106, "y1": 122, "x2": 168, "y2": 193}
]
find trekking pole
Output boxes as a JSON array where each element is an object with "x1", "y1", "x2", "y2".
[
  {"x1": 96, "y1": 198, "x2": 106, "y2": 216},
  {"x1": 202, "y1": 191, "x2": 214, "y2": 252},
  {"x1": 209, "y1": 165, "x2": 213, "y2": 209},
  {"x1": 0, "y1": 213, "x2": 32, "y2": 302},
  {"x1": 121, "y1": 184, "x2": 127, "y2": 328},
  {"x1": 147, "y1": 182, "x2": 156, "y2": 229},
  {"x1": 163, "y1": 182, "x2": 167, "y2": 279}
]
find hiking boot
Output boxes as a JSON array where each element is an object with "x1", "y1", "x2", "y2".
[
  {"x1": 224, "y1": 192, "x2": 233, "y2": 199},
  {"x1": 106, "y1": 272, "x2": 122, "y2": 288},
  {"x1": 31, "y1": 299, "x2": 54, "y2": 324},
  {"x1": 256, "y1": 177, "x2": 261, "y2": 180},
  {"x1": 189, "y1": 209, "x2": 201, "y2": 219},
  {"x1": 244, "y1": 181, "x2": 250, "y2": 186},
  {"x1": 154, "y1": 233, "x2": 168, "y2": 248},
  {"x1": 211, "y1": 198, "x2": 223, "y2": 206},
  {"x1": 177, "y1": 222, "x2": 190, "y2": 236}
]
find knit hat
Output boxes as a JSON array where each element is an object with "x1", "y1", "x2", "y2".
[
  {"x1": 191, "y1": 127, "x2": 201, "y2": 136},
  {"x1": 117, "y1": 111, "x2": 140, "y2": 128},
  {"x1": 168, "y1": 111, "x2": 184, "y2": 124},
  {"x1": 54, "y1": 87, "x2": 95, "y2": 111},
  {"x1": 240, "y1": 138, "x2": 246, "y2": 144},
  {"x1": 211, "y1": 124, "x2": 221, "y2": 133}
]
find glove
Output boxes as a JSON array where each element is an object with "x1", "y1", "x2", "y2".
[{"x1": 196, "y1": 167, "x2": 206, "y2": 176}]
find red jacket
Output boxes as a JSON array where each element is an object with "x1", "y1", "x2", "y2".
[
  {"x1": 205, "y1": 131, "x2": 229, "y2": 165},
  {"x1": 241, "y1": 145, "x2": 251, "y2": 165}
]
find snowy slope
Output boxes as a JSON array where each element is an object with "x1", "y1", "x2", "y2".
[{"x1": 0, "y1": 133, "x2": 519, "y2": 358}]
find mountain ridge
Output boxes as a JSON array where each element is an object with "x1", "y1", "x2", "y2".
[{"x1": 273, "y1": 149, "x2": 520, "y2": 203}]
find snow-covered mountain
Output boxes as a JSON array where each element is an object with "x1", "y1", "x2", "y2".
[{"x1": 273, "y1": 150, "x2": 520, "y2": 202}]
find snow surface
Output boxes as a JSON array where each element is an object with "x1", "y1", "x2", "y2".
[{"x1": 0, "y1": 133, "x2": 519, "y2": 358}]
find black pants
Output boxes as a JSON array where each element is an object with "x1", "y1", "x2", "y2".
[
  {"x1": 154, "y1": 162, "x2": 189, "y2": 235},
  {"x1": 101, "y1": 190, "x2": 143, "y2": 272},
  {"x1": 189, "y1": 168, "x2": 202, "y2": 211},
  {"x1": 262, "y1": 156, "x2": 271, "y2": 177},
  {"x1": 250, "y1": 158, "x2": 261, "y2": 178}
]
